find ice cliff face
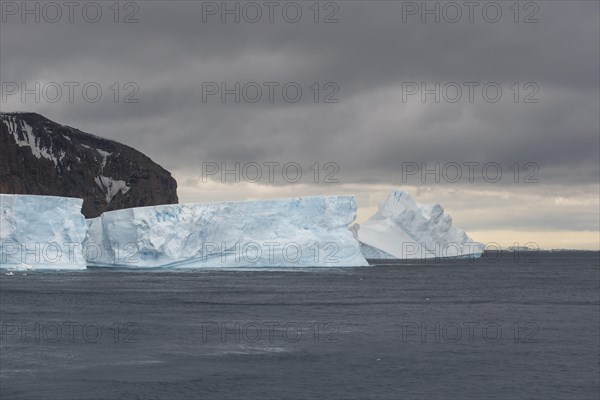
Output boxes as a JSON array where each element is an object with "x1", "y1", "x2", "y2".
[
  {"x1": 0, "y1": 191, "x2": 483, "y2": 269},
  {"x1": 0, "y1": 112, "x2": 178, "y2": 218},
  {"x1": 352, "y1": 191, "x2": 484, "y2": 260},
  {"x1": 85, "y1": 196, "x2": 369, "y2": 268},
  {"x1": 0, "y1": 194, "x2": 87, "y2": 269}
]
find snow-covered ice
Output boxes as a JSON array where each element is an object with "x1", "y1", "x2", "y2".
[
  {"x1": 351, "y1": 191, "x2": 484, "y2": 260},
  {"x1": 0, "y1": 194, "x2": 88, "y2": 269},
  {"x1": 84, "y1": 196, "x2": 369, "y2": 268}
]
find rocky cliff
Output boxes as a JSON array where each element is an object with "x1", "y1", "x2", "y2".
[{"x1": 0, "y1": 112, "x2": 178, "y2": 218}]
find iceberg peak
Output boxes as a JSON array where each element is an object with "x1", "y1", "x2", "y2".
[{"x1": 352, "y1": 190, "x2": 484, "y2": 260}]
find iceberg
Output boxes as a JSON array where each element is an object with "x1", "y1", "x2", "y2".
[
  {"x1": 351, "y1": 191, "x2": 484, "y2": 260},
  {"x1": 0, "y1": 191, "x2": 483, "y2": 269},
  {"x1": 84, "y1": 196, "x2": 369, "y2": 268},
  {"x1": 0, "y1": 194, "x2": 88, "y2": 270}
]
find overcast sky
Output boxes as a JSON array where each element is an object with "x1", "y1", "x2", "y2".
[{"x1": 1, "y1": 1, "x2": 599, "y2": 249}]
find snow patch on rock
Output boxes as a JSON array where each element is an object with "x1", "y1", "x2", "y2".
[
  {"x1": 2, "y1": 115, "x2": 62, "y2": 166},
  {"x1": 94, "y1": 176, "x2": 131, "y2": 203}
]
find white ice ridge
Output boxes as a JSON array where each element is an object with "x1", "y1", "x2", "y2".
[
  {"x1": 0, "y1": 194, "x2": 88, "y2": 270},
  {"x1": 351, "y1": 191, "x2": 484, "y2": 260},
  {"x1": 85, "y1": 196, "x2": 369, "y2": 268}
]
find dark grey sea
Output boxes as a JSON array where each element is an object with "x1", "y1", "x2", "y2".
[{"x1": 1, "y1": 251, "x2": 598, "y2": 400}]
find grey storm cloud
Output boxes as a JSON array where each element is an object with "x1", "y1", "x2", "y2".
[{"x1": 1, "y1": 0, "x2": 599, "y2": 187}]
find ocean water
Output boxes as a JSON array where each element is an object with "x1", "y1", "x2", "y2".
[{"x1": 1, "y1": 252, "x2": 598, "y2": 400}]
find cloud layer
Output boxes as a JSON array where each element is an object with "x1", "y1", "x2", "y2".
[{"x1": 1, "y1": 1, "x2": 598, "y2": 248}]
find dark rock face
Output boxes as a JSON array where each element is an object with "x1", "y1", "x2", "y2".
[{"x1": 1, "y1": 112, "x2": 178, "y2": 218}]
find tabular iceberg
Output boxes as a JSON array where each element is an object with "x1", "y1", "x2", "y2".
[
  {"x1": 351, "y1": 191, "x2": 484, "y2": 260},
  {"x1": 84, "y1": 196, "x2": 369, "y2": 268},
  {"x1": 0, "y1": 194, "x2": 88, "y2": 270}
]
